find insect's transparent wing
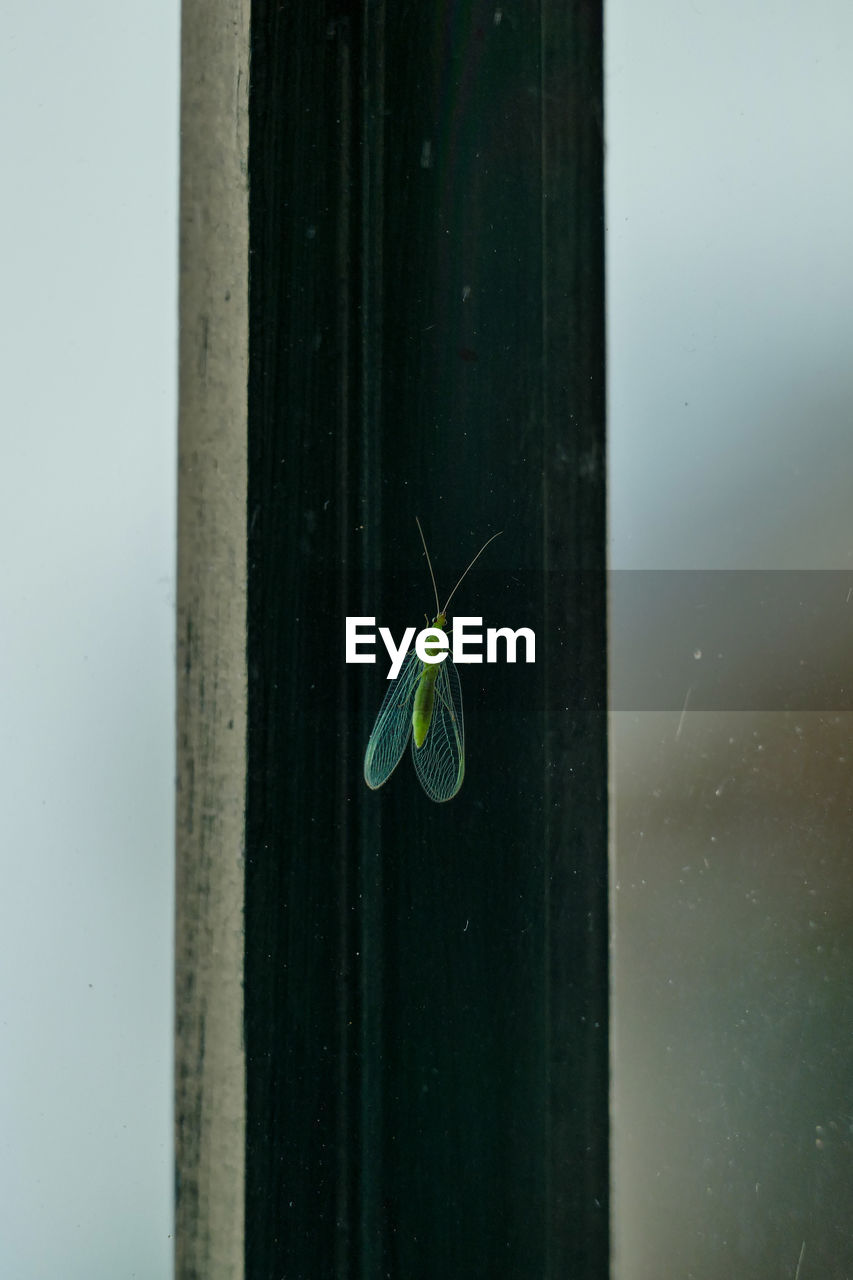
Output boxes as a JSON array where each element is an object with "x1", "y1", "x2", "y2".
[
  {"x1": 411, "y1": 659, "x2": 465, "y2": 802},
  {"x1": 363, "y1": 649, "x2": 421, "y2": 790}
]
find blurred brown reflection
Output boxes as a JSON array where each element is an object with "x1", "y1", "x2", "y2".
[{"x1": 612, "y1": 711, "x2": 853, "y2": 1277}]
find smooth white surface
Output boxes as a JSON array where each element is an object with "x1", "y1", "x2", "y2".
[
  {"x1": 0, "y1": 3, "x2": 178, "y2": 1276},
  {"x1": 608, "y1": 1, "x2": 853, "y2": 570}
]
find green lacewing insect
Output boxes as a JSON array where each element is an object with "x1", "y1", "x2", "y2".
[{"x1": 363, "y1": 519, "x2": 502, "y2": 802}]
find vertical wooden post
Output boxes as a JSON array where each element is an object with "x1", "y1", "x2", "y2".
[{"x1": 176, "y1": 1, "x2": 249, "y2": 1275}]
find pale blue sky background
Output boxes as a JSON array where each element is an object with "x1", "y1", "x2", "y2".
[
  {"x1": 0, "y1": 2, "x2": 178, "y2": 1276},
  {"x1": 608, "y1": 1, "x2": 853, "y2": 571}
]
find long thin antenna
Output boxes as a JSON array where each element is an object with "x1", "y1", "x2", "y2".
[
  {"x1": 415, "y1": 516, "x2": 441, "y2": 618},
  {"x1": 442, "y1": 528, "x2": 502, "y2": 614}
]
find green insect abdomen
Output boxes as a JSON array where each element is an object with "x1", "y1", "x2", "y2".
[
  {"x1": 412, "y1": 617, "x2": 446, "y2": 749},
  {"x1": 412, "y1": 663, "x2": 439, "y2": 748}
]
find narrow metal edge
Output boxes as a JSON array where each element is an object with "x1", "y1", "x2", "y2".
[{"x1": 176, "y1": 1, "x2": 249, "y2": 1275}]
